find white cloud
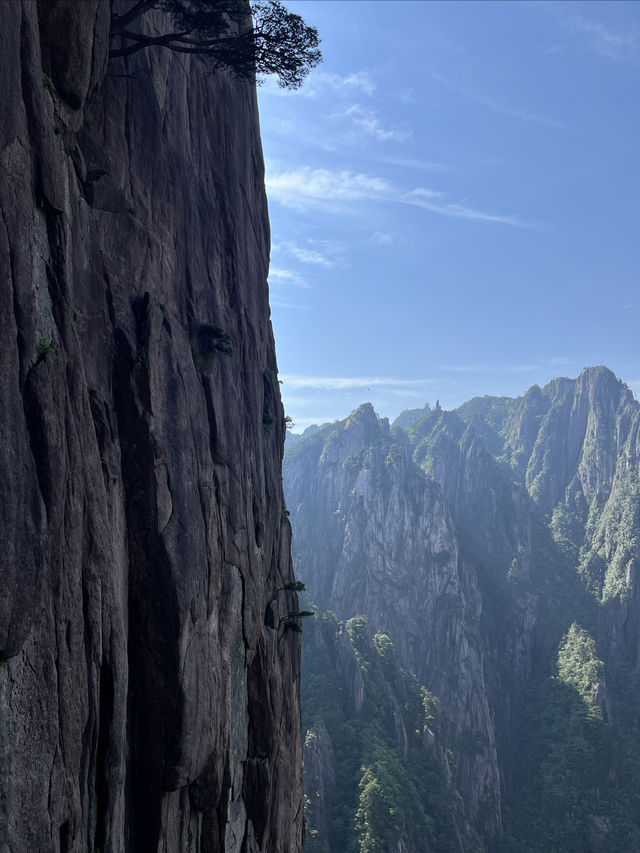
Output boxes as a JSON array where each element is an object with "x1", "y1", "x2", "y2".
[
  {"x1": 272, "y1": 238, "x2": 345, "y2": 268},
  {"x1": 406, "y1": 194, "x2": 528, "y2": 227},
  {"x1": 439, "y1": 364, "x2": 541, "y2": 373},
  {"x1": 266, "y1": 165, "x2": 530, "y2": 227},
  {"x1": 268, "y1": 267, "x2": 309, "y2": 288},
  {"x1": 369, "y1": 232, "x2": 395, "y2": 245},
  {"x1": 339, "y1": 71, "x2": 377, "y2": 96},
  {"x1": 548, "y1": 356, "x2": 573, "y2": 367},
  {"x1": 280, "y1": 375, "x2": 437, "y2": 391},
  {"x1": 340, "y1": 104, "x2": 409, "y2": 142},
  {"x1": 275, "y1": 241, "x2": 335, "y2": 267},
  {"x1": 313, "y1": 70, "x2": 377, "y2": 97},
  {"x1": 287, "y1": 416, "x2": 341, "y2": 431},
  {"x1": 266, "y1": 166, "x2": 393, "y2": 208},
  {"x1": 407, "y1": 187, "x2": 446, "y2": 200},
  {"x1": 564, "y1": 16, "x2": 640, "y2": 63},
  {"x1": 290, "y1": 246, "x2": 332, "y2": 266},
  {"x1": 381, "y1": 157, "x2": 449, "y2": 172}
]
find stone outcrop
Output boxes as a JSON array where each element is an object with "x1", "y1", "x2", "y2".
[{"x1": 0, "y1": 2, "x2": 302, "y2": 850}]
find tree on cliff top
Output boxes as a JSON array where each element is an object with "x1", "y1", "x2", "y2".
[{"x1": 109, "y1": 0, "x2": 321, "y2": 89}]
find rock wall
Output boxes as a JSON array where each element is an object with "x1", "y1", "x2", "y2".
[
  {"x1": 284, "y1": 405, "x2": 501, "y2": 838},
  {"x1": 0, "y1": 2, "x2": 302, "y2": 851}
]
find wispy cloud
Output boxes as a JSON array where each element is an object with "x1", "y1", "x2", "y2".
[
  {"x1": 549, "y1": 356, "x2": 573, "y2": 367},
  {"x1": 338, "y1": 71, "x2": 377, "y2": 96},
  {"x1": 439, "y1": 363, "x2": 541, "y2": 373},
  {"x1": 430, "y1": 70, "x2": 568, "y2": 129},
  {"x1": 381, "y1": 157, "x2": 449, "y2": 172},
  {"x1": 266, "y1": 166, "x2": 392, "y2": 207},
  {"x1": 288, "y1": 416, "x2": 341, "y2": 431},
  {"x1": 542, "y1": 43, "x2": 567, "y2": 56},
  {"x1": 315, "y1": 70, "x2": 377, "y2": 97},
  {"x1": 368, "y1": 232, "x2": 395, "y2": 246},
  {"x1": 290, "y1": 247, "x2": 333, "y2": 266},
  {"x1": 272, "y1": 240, "x2": 337, "y2": 268},
  {"x1": 406, "y1": 187, "x2": 445, "y2": 201},
  {"x1": 266, "y1": 165, "x2": 530, "y2": 227},
  {"x1": 406, "y1": 191, "x2": 527, "y2": 227},
  {"x1": 339, "y1": 104, "x2": 409, "y2": 142},
  {"x1": 268, "y1": 267, "x2": 309, "y2": 288},
  {"x1": 280, "y1": 374, "x2": 437, "y2": 391},
  {"x1": 563, "y1": 15, "x2": 640, "y2": 64}
]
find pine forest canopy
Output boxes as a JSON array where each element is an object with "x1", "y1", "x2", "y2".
[{"x1": 109, "y1": 0, "x2": 322, "y2": 88}]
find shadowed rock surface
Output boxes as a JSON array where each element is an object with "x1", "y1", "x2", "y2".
[{"x1": 0, "y1": 2, "x2": 302, "y2": 850}]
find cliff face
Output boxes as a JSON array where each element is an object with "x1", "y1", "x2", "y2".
[
  {"x1": 0, "y1": 3, "x2": 302, "y2": 851},
  {"x1": 285, "y1": 405, "x2": 501, "y2": 840},
  {"x1": 285, "y1": 367, "x2": 640, "y2": 851}
]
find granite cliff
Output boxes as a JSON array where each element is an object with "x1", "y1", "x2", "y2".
[
  {"x1": 0, "y1": 2, "x2": 302, "y2": 850},
  {"x1": 284, "y1": 367, "x2": 640, "y2": 852}
]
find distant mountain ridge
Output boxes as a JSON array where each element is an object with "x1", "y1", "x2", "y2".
[{"x1": 285, "y1": 366, "x2": 640, "y2": 852}]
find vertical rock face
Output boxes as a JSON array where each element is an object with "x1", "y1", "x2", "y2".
[
  {"x1": 285, "y1": 405, "x2": 502, "y2": 838},
  {"x1": 0, "y1": 2, "x2": 302, "y2": 851}
]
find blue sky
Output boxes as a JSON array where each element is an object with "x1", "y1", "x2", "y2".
[{"x1": 257, "y1": 1, "x2": 640, "y2": 430}]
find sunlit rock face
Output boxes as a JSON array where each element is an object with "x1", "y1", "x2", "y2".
[
  {"x1": 285, "y1": 405, "x2": 502, "y2": 836},
  {"x1": 285, "y1": 367, "x2": 640, "y2": 848},
  {"x1": 0, "y1": 2, "x2": 302, "y2": 850}
]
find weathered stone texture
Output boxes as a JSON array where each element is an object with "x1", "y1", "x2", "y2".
[
  {"x1": 284, "y1": 405, "x2": 502, "y2": 836},
  {"x1": 0, "y1": 2, "x2": 302, "y2": 850}
]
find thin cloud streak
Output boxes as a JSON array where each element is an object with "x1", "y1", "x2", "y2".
[
  {"x1": 381, "y1": 156, "x2": 450, "y2": 172},
  {"x1": 289, "y1": 416, "x2": 342, "y2": 431},
  {"x1": 429, "y1": 70, "x2": 568, "y2": 129},
  {"x1": 404, "y1": 191, "x2": 527, "y2": 227},
  {"x1": 266, "y1": 165, "x2": 531, "y2": 228},
  {"x1": 439, "y1": 364, "x2": 541, "y2": 373},
  {"x1": 280, "y1": 374, "x2": 438, "y2": 391}
]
